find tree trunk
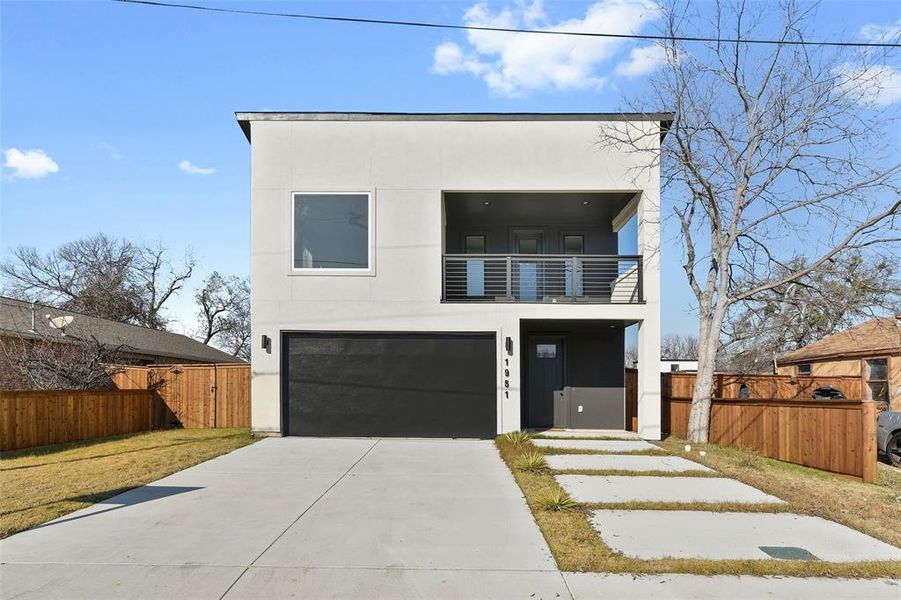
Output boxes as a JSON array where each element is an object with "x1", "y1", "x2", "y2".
[
  {"x1": 688, "y1": 337, "x2": 716, "y2": 442},
  {"x1": 688, "y1": 301, "x2": 728, "y2": 442}
]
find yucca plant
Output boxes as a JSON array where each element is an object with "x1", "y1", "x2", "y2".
[
  {"x1": 537, "y1": 489, "x2": 579, "y2": 512},
  {"x1": 503, "y1": 430, "x2": 533, "y2": 445},
  {"x1": 516, "y1": 451, "x2": 548, "y2": 473}
]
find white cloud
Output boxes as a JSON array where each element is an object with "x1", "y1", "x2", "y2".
[
  {"x1": 431, "y1": 0, "x2": 662, "y2": 96},
  {"x1": 860, "y1": 19, "x2": 901, "y2": 43},
  {"x1": 835, "y1": 63, "x2": 901, "y2": 106},
  {"x1": 3, "y1": 148, "x2": 59, "y2": 179},
  {"x1": 178, "y1": 159, "x2": 216, "y2": 175},
  {"x1": 97, "y1": 142, "x2": 121, "y2": 160},
  {"x1": 615, "y1": 44, "x2": 666, "y2": 77}
]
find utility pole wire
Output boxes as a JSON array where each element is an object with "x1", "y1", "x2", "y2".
[{"x1": 112, "y1": 0, "x2": 901, "y2": 49}]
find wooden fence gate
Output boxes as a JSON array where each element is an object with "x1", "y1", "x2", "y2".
[{"x1": 112, "y1": 363, "x2": 250, "y2": 429}]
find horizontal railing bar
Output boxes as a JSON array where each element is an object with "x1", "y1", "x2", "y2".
[{"x1": 443, "y1": 253, "x2": 642, "y2": 260}]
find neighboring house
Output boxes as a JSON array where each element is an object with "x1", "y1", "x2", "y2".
[
  {"x1": 630, "y1": 358, "x2": 698, "y2": 372},
  {"x1": 0, "y1": 296, "x2": 240, "y2": 388},
  {"x1": 238, "y1": 112, "x2": 666, "y2": 440},
  {"x1": 661, "y1": 359, "x2": 698, "y2": 372},
  {"x1": 776, "y1": 316, "x2": 901, "y2": 410}
]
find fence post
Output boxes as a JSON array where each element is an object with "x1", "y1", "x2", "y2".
[
  {"x1": 860, "y1": 401, "x2": 876, "y2": 483},
  {"x1": 212, "y1": 364, "x2": 218, "y2": 429}
]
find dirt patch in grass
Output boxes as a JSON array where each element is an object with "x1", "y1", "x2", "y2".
[
  {"x1": 497, "y1": 436, "x2": 901, "y2": 578},
  {"x1": 660, "y1": 437, "x2": 901, "y2": 550},
  {"x1": 0, "y1": 428, "x2": 255, "y2": 539}
]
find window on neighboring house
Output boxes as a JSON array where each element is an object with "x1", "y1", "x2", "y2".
[
  {"x1": 798, "y1": 364, "x2": 811, "y2": 376},
  {"x1": 293, "y1": 193, "x2": 371, "y2": 271},
  {"x1": 465, "y1": 235, "x2": 486, "y2": 254},
  {"x1": 671, "y1": 364, "x2": 680, "y2": 372},
  {"x1": 865, "y1": 358, "x2": 889, "y2": 403}
]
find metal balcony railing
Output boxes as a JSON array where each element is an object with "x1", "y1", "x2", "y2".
[{"x1": 442, "y1": 254, "x2": 643, "y2": 303}]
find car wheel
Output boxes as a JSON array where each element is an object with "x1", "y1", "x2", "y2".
[{"x1": 888, "y1": 432, "x2": 901, "y2": 468}]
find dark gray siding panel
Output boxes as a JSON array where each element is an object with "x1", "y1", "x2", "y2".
[{"x1": 283, "y1": 332, "x2": 497, "y2": 438}]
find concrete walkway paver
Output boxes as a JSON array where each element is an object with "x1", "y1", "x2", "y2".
[
  {"x1": 545, "y1": 453, "x2": 712, "y2": 472},
  {"x1": 563, "y1": 572, "x2": 901, "y2": 599},
  {"x1": 533, "y1": 439, "x2": 657, "y2": 452},
  {"x1": 589, "y1": 510, "x2": 901, "y2": 561},
  {"x1": 557, "y1": 474, "x2": 784, "y2": 504}
]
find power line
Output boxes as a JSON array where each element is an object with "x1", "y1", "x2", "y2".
[{"x1": 113, "y1": 0, "x2": 901, "y2": 49}]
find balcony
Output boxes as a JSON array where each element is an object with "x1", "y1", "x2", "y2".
[{"x1": 442, "y1": 254, "x2": 643, "y2": 304}]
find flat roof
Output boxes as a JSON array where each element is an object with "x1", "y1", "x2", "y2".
[{"x1": 235, "y1": 111, "x2": 675, "y2": 142}]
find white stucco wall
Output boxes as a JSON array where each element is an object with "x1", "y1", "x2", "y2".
[{"x1": 246, "y1": 116, "x2": 662, "y2": 439}]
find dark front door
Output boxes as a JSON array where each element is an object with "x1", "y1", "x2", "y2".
[
  {"x1": 282, "y1": 332, "x2": 496, "y2": 438},
  {"x1": 526, "y1": 336, "x2": 565, "y2": 428}
]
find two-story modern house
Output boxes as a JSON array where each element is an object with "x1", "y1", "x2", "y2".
[{"x1": 238, "y1": 112, "x2": 666, "y2": 440}]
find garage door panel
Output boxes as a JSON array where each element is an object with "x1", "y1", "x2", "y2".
[{"x1": 283, "y1": 333, "x2": 496, "y2": 438}]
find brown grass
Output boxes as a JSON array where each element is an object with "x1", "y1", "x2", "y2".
[
  {"x1": 536, "y1": 447, "x2": 670, "y2": 456},
  {"x1": 553, "y1": 468, "x2": 720, "y2": 478},
  {"x1": 496, "y1": 436, "x2": 901, "y2": 578},
  {"x1": 660, "y1": 437, "x2": 901, "y2": 549},
  {"x1": 0, "y1": 428, "x2": 255, "y2": 539}
]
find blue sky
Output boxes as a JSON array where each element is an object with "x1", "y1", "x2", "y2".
[{"x1": 2, "y1": 0, "x2": 899, "y2": 336}]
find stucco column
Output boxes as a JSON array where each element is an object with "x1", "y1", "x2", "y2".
[{"x1": 637, "y1": 172, "x2": 662, "y2": 440}]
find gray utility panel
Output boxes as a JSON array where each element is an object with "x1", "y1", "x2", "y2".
[{"x1": 553, "y1": 386, "x2": 625, "y2": 429}]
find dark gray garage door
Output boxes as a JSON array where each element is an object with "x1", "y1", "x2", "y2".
[{"x1": 282, "y1": 332, "x2": 497, "y2": 438}]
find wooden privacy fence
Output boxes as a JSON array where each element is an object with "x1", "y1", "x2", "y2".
[
  {"x1": 0, "y1": 389, "x2": 166, "y2": 451},
  {"x1": 664, "y1": 397, "x2": 877, "y2": 482},
  {"x1": 664, "y1": 372, "x2": 863, "y2": 401},
  {"x1": 111, "y1": 363, "x2": 250, "y2": 429},
  {"x1": 626, "y1": 370, "x2": 877, "y2": 482}
]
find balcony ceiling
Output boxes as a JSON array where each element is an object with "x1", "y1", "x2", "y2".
[{"x1": 444, "y1": 192, "x2": 634, "y2": 225}]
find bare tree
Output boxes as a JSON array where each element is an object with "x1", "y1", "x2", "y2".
[
  {"x1": 0, "y1": 331, "x2": 125, "y2": 390},
  {"x1": 132, "y1": 241, "x2": 195, "y2": 330},
  {"x1": 194, "y1": 272, "x2": 250, "y2": 360},
  {"x1": 625, "y1": 344, "x2": 639, "y2": 368},
  {"x1": 661, "y1": 333, "x2": 700, "y2": 360},
  {"x1": 722, "y1": 251, "x2": 900, "y2": 373},
  {"x1": 600, "y1": 1, "x2": 901, "y2": 441},
  {"x1": 1, "y1": 233, "x2": 194, "y2": 330}
]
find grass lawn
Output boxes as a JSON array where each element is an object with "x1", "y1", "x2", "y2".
[
  {"x1": 0, "y1": 428, "x2": 255, "y2": 539},
  {"x1": 497, "y1": 434, "x2": 901, "y2": 578}
]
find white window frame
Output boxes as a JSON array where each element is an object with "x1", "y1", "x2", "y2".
[{"x1": 289, "y1": 191, "x2": 376, "y2": 276}]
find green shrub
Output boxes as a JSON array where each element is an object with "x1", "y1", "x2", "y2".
[
  {"x1": 503, "y1": 430, "x2": 533, "y2": 445},
  {"x1": 537, "y1": 489, "x2": 579, "y2": 512},
  {"x1": 517, "y1": 451, "x2": 548, "y2": 473}
]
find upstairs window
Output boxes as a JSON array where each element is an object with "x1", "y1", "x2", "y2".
[
  {"x1": 465, "y1": 235, "x2": 486, "y2": 254},
  {"x1": 563, "y1": 234, "x2": 585, "y2": 255},
  {"x1": 797, "y1": 363, "x2": 811, "y2": 376},
  {"x1": 293, "y1": 193, "x2": 372, "y2": 272}
]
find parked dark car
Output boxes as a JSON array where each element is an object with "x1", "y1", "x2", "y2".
[
  {"x1": 811, "y1": 386, "x2": 846, "y2": 400},
  {"x1": 877, "y1": 411, "x2": 901, "y2": 467}
]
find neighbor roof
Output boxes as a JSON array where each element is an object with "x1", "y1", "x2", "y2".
[
  {"x1": 0, "y1": 297, "x2": 242, "y2": 364},
  {"x1": 235, "y1": 111, "x2": 676, "y2": 142},
  {"x1": 779, "y1": 317, "x2": 901, "y2": 364}
]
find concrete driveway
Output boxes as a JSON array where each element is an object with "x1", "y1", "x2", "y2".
[{"x1": 0, "y1": 438, "x2": 566, "y2": 599}]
